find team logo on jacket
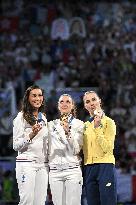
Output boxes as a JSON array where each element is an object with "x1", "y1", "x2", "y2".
[{"x1": 21, "y1": 174, "x2": 26, "y2": 183}]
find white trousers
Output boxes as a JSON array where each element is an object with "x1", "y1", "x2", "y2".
[
  {"x1": 49, "y1": 167, "x2": 83, "y2": 205},
  {"x1": 16, "y1": 161, "x2": 48, "y2": 205}
]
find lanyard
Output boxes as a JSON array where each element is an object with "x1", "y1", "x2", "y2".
[
  {"x1": 37, "y1": 112, "x2": 44, "y2": 123},
  {"x1": 88, "y1": 116, "x2": 94, "y2": 123},
  {"x1": 68, "y1": 115, "x2": 74, "y2": 125}
]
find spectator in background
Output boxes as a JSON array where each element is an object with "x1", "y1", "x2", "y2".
[
  {"x1": 13, "y1": 85, "x2": 49, "y2": 205},
  {"x1": 0, "y1": 166, "x2": 3, "y2": 200}
]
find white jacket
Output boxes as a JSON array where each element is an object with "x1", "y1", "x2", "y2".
[
  {"x1": 13, "y1": 112, "x2": 48, "y2": 163},
  {"x1": 48, "y1": 117, "x2": 84, "y2": 169}
]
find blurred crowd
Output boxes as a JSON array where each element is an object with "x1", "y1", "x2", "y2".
[{"x1": 0, "y1": 0, "x2": 136, "y2": 203}]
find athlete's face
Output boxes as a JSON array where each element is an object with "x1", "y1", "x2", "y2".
[
  {"x1": 83, "y1": 92, "x2": 101, "y2": 116},
  {"x1": 58, "y1": 95, "x2": 74, "y2": 115},
  {"x1": 28, "y1": 89, "x2": 43, "y2": 109}
]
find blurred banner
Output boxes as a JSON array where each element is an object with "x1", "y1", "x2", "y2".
[
  {"x1": 0, "y1": 16, "x2": 19, "y2": 32},
  {"x1": 69, "y1": 17, "x2": 86, "y2": 38},
  {"x1": 51, "y1": 17, "x2": 69, "y2": 40}
]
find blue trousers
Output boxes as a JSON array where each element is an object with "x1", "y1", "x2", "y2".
[{"x1": 84, "y1": 163, "x2": 117, "y2": 205}]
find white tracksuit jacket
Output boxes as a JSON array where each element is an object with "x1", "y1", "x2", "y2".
[
  {"x1": 13, "y1": 112, "x2": 48, "y2": 163},
  {"x1": 48, "y1": 117, "x2": 84, "y2": 169}
]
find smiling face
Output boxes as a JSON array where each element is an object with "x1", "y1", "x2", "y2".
[
  {"x1": 28, "y1": 89, "x2": 44, "y2": 110},
  {"x1": 83, "y1": 91, "x2": 101, "y2": 116},
  {"x1": 58, "y1": 95, "x2": 74, "y2": 115}
]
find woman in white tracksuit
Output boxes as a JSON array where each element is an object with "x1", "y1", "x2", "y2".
[
  {"x1": 48, "y1": 94, "x2": 84, "y2": 205},
  {"x1": 13, "y1": 85, "x2": 48, "y2": 205}
]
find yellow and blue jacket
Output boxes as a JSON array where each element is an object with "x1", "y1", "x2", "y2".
[{"x1": 83, "y1": 115, "x2": 116, "y2": 165}]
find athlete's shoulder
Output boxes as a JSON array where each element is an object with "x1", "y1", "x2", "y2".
[
  {"x1": 102, "y1": 116, "x2": 116, "y2": 131},
  {"x1": 104, "y1": 115, "x2": 116, "y2": 125},
  {"x1": 14, "y1": 111, "x2": 23, "y2": 121},
  {"x1": 48, "y1": 118, "x2": 59, "y2": 124},
  {"x1": 73, "y1": 118, "x2": 84, "y2": 125},
  {"x1": 84, "y1": 120, "x2": 91, "y2": 126},
  {"x1": 13, "y1": 111, "x2": 24, "y2": 126},
  {"x1": 48, "y1": 119, "x2": 59, "y2": 127},
  {"x1": 71, "y1": 118, "x2": 84, "y2": 132}
]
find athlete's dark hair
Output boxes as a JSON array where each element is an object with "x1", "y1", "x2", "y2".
[{"x1": 22, "y1": 85, "x2": 46, "y2": 125}]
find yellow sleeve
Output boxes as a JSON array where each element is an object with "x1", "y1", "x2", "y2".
[{"x1": 94, "y1": 119, "x2": 116, "y2": 153}]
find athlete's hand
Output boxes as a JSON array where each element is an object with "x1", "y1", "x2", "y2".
[
  {"x1": 60, "y1": 116, "x2": 70, "y2": 136},
  {"x1": 94, "y1": 115, "x2": 101, "y2": 128},
  {"x1": 62, "y1": 121, "x2": 69, "y2": 132},
  {"x1": 29, "y1": 122, "x2": 42, "y2": 140},
  {"x1": 94, "y1": 109, "x2": 103, "y2": 128}
]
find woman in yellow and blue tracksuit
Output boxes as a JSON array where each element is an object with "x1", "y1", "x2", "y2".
[{"x1": 83, "y1": 91, "x2": 117, "y2": 205}]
